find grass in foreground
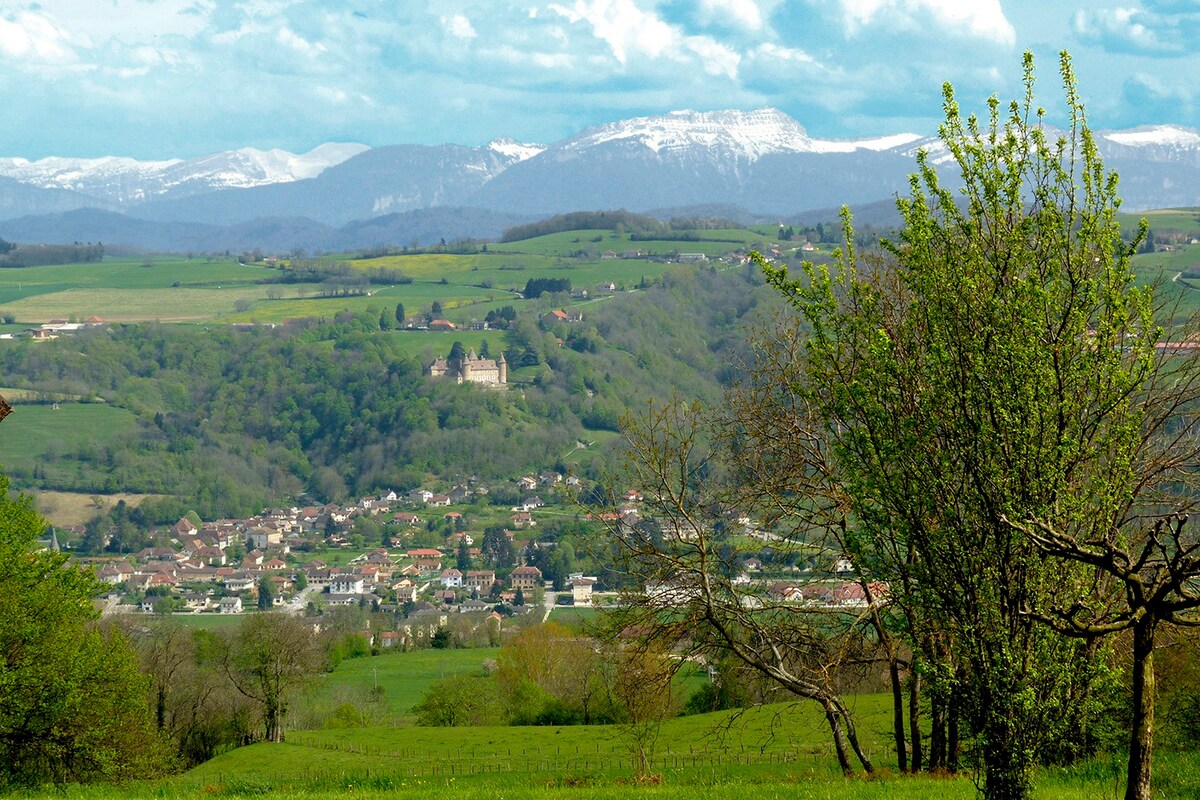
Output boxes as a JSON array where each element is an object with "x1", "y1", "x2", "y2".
[{"x1": 23, "y1": 746, "x2": 1199, "y2": 800}]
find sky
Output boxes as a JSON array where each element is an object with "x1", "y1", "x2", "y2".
[{"x1": 2, "y1": 0, "x2": 1199, "y2": 160}]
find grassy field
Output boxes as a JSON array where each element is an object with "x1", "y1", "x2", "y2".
[
  {"x1": 546, "y1": 606, "x2": 603, "y2": 629},
  {"x1": 0, "y1": 257, "x2": 282, "y2": 321},
  {"x1": 155, "y1": 700, "x2": 1200, "y2": 800},
  {"x1": 189, "y1": 698, "x2": 898, "y2": 785},
  {"x1": 301, "y1": 647, "x2": 499, "y2": 718},
  {"x1": 9, "y1": 637, "x2": 1200, "y2": 800},
  {"x1": 32, "y1": 490, "x2": 162, "y2": 528},
  {"x1": 490, "y1": 229, "x2": 768, "y2": 258},
  {"x1": 382, "y1": 330, "x2": 510, "y2": 360},
  {"x1": 0, "y1": 403, "x2": 136, "y2": 473},
  {"x1": 0, "y1": 228, "x2": 763, "y2": 325}
]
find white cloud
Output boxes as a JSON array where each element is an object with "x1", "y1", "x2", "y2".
[
  {"x1": 548, "y1": 0, "x2": 740, "y2": 77},
  {"x1": 278, "y1": 26, "x2": 326, "y2": 56},
  {"x1": 549, "y1": 0, "x2": 674, "y2": 64},
  {"x1": 491, "y1": 44, "x2": 576, "y2": 69},
  {"x1": 839, "y1": 0, "x2": 1015, "y2": 46},
  {"x1": 211, "y1": 22, "x2": 267, "y2": 45},
  {"x1": 1072, "y1": 4, "x2": 1198, "y2": 55},
  {"x1": 685, "y1": 35, "x2": 740, "y2": 79},
  {"x1": 752, "y1": 41, "x2": 817, "y2": 65},
  {"x1": 20, "y1": 0, "x2": 211, "y2": 45},
  {"x1": 699, "y1": 0, "x2": 763, "y2": 31},
  {"x1": 0, "y1": 10, "x2": 74, "y2": 62},
  {"x1": 313, "y1": 85, "x2": 348, "y2": 104},
  {"x1": 443, "y1": 14, "x2": 478, "y2": 40}
]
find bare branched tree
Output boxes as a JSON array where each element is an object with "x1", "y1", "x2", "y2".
[{"x1": 607, "y1": 399, "x2": 875, "y2": 775}]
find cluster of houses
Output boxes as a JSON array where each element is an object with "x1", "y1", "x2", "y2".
[
  {"x1": 2, "y1": 316, "x2": 106, "y2": 341},
  {"x1": 80, "y1": 483, "x2": 567, "y2": 622}
]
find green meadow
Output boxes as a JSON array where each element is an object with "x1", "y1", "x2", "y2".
[
  {"x1": 10, "y1": 641, "x2": 1200, "y2": 799},
  {"x1": 0, "y1": 403, "x2": 136, "y2": 473},
  {"x1": 53, "y1": 699, "x2": 1195, "y2": 800},
  {"x1": 301, "y1": 647, "x2": 500, "y2": 719},
  {"x1": 0, "y1": 257, "x2": 279, "y2": 321},
  {"x1": 2, "y1": 219, "x2": 1199, "y2": 327},
  {"x1": 0, "y1": 228, "x2": 765, "y2": 325},
  {"x1": 489, "y1": 228, "x2": 768, "y2": 258}
]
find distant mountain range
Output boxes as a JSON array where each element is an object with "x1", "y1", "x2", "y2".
[{"x1": 1, "y1": 109, "x2": 1198, "y2": 252}]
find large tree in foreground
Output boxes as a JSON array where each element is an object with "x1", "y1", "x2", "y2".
[
  {"x1": 223, "y1": 612, "x2": 323, "y2": 743},
  {"x1": 760, "y1": 52, "x2": 1200, "y2": 800},
  {"x1": 0, "y1": 474, "x2": 167, "y2": 787}
]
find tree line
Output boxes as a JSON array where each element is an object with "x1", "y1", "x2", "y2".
[
  {"x1": 0, "y1": 242, "x2": 104, "y2": 267},
  {"x1": 499, "y1": 210, "x2": 666, "y2": 243}
]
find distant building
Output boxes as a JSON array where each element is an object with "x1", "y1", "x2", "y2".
[{"x1": 427, "y1": 349, "x2": 507, "y2": 386}]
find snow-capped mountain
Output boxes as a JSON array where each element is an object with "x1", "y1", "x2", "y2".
[
  {"x1": 487, "y1": 138, "x2": 545, "y2": 162},
  {"x1": 471, "y1": 108, "x2": 924, "y2": 216},
  {"x1": 4, "y1": 110, "x2": 1200, "y2": 251},
  {"x1": 560, "y1": 108, "x2": 922, "y2": 160},
  {"x1": 0, "y1": 142, "x2": 369, "y2": 206},
  {"x1": 1097, "y1": 124, "x2": 1200, "y2": 173}
]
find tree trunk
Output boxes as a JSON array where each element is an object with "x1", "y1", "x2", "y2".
[
  {"x1": 908, "y1": 671, "x2": 923, "y2": 772},
  {"x1": 890, "y1": 660, "x2": 908, "y2": 772},
  {"x1": 981, "y1": 699, "x2": 1030, "y2": 800},
  {"x1": 929, "y1": 688, "x2": 945, "y2": 771},
  {"x1": 156, "y1": 685, "x2": 167, "y2": 731},
  {"x1": 822, "y1": 699, "x2": 854, "y2": 775},
  {"x1": 1125, "y1": 616, "x2": 1157, "y2": 800},
  {"x1": 265, "y1": 697, "x2": 283, "y2": 743},
  {"x1": 947, "y1": 689, "x2": 959, "y2": 772},
  {"x1": 831, "y1": 695, "x2": 875, "y2": 774}
]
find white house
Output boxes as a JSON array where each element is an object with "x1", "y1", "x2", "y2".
[
  {"x1": 219, "y1": 596, "x2": 243, "y2": 614},
  {"x1": 330, "y1": 575, "x2": 366, "y2": 595}
]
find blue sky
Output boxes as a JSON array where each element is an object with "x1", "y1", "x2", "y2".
[{"x1": 2, "y1": 0, "x2": 1198, "y2": 159}]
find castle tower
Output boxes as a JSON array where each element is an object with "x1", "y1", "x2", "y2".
[{"x1": 498, "y1": 352, "x2": 507, "y2": 384}]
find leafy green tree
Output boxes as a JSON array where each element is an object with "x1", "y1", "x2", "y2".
[
  {"x1": 222, "y1": 613, "x2": 322, "y2": 743},
  {"x1": 449, "y1": 340, "x2": 467, "y2": 363},
  {"x1": 456, "y1": 539, "x2": 472, "y2": 571},
  {"x1": 759, "y1": 52, "x2": 1200, "y2": 800},
  {"x1": 481, "y1": 526, "x2": 515, "y2": 568},
  {"x1": 395, "y1": 302, "x2": 405, "y2": 325},
  {"x1": 411, "y1": 673, "x2": 499, "y2": 725},
  {"x1": 257, "y1": 576, "x2": 275, "y2": 610},
  {"x1": 0, "y1": 475, "x2": 167, "y2": 787}
]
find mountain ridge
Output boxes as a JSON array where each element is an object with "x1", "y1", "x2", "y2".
[{"x1": 2, "y1": 110, "x2": 1199, "y2": 251}]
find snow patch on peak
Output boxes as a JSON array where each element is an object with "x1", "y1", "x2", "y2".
[
  {"x1": 571, "y1": 108, "x2": 812, "y2": 159},
  {"x1": 1103, "y1": 125, "x2": 1200, "y2": 149},
  {"x1": 488, "y1": 138, "x2": 545, "y2": 162},
  {"x1": 199, "y1": 143, "x2": 370, "y2": 186},
  {"x1": 566, "y1": 108, "x2": 920, "y2": 160},
  {"x1": 808, "y1": 132, "x2": 925, "y2": 154},
  {"x1": 0, "y1": 143, "x2": 370, "y2": 203}
]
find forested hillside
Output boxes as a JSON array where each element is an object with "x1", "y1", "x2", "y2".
[{"x1": 0, "y1": 264, "x2": 778, "y2": 520}]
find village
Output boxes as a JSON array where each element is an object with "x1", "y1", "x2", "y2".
[{"x1": 66, "y1": 461, "x2": 883, "y2": 650}]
